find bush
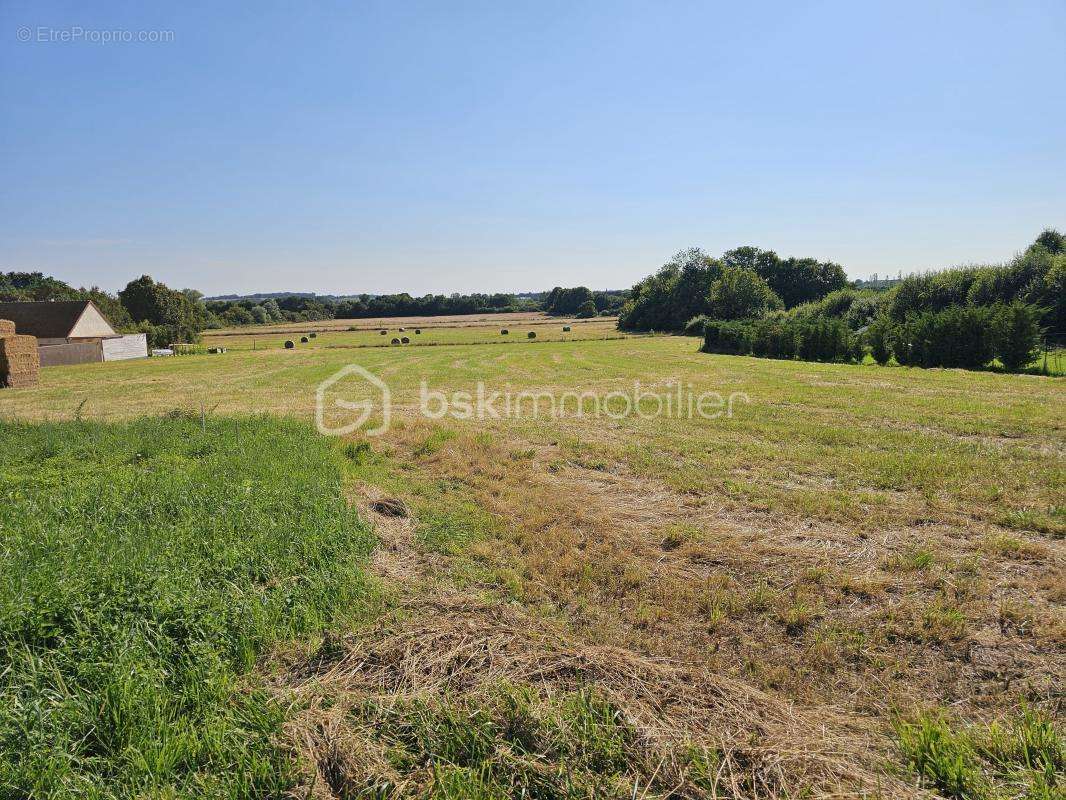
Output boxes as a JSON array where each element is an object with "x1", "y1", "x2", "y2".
[
  {"x1": 994, "y1": 302, "x2": 1042, "y2": 371},
  {"x1": 136, "y1": 320, "x2": 202, "y2": 349},
  {"x1": 865, "y1": 317, "x2": 892, "y2": 365},
  {"x1": 703, "y1": 317, "x2": 859, "y2": 363},
  {"x1": 893, "y1": 306, "x2": 995, "y2": 369},
  {"x1": 749, "y1": 318, "x2": 798, "y2": 359},
  {"x1": 844, "y1": 292, "x2": 888, "y2": 330},
  {"x1": 886, "y1": 268, "x2": 983, "y2": 323},
  {"x1": 795, "y1": 318, "x2": 859, "y2": 362},
  {"x1": 683, "y1": 315, "x2": 711, "y2": 336},
  {"x1": 702, "y1": 320, "x2": 753, "y2": 355}
]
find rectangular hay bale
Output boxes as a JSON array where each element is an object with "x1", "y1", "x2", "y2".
[
  {"x1": 2, "y1": 372, "x2": 39, "y2": 389},
  {"x1": 0, "y1": 319, "x2": 15, "y2": 336},
  {"x1": 0, "y1": 334, "x2": 40, "y2": 389}
]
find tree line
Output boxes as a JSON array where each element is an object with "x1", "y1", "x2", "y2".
[
  {"x1": 617, "y1": 246, "x2": 849, "y2": 332},
  {"x1": 688, "y1": 230, "x2": 1064, "y2": 373}
]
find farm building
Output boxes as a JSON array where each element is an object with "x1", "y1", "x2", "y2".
[{"x1": 0, "y1": 300, "x2": 147, "y2": 366}]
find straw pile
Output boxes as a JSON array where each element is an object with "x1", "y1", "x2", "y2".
[{"x1": 0, "y1": 322, "x2": 40, "y2": 389}]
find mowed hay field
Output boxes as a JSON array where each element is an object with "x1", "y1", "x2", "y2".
[
  {"x1": 0, "y1": 328, "x2": 1063, "y2": 798},
  {"x1": 202, "y1": 313, "x2": 623, "y2": 351}
]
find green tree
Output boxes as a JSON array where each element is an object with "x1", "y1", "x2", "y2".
[
  {"x1": 576, "y1": 300, "x2": 597, "y2": 318},
  {"x1": 707, "y1": 268, "x2": 783, "y2": 320},
  {"x1": 723, "y1": 247, "x2": 847, "y2": 308},
  {"x1": 0, "y1": 271, "x2": 80, "y2": 302},
  {"x1": 119, "y1": 275, "x2": 203, "y2": 346},
  {"x1": 1033, "y1": 228, "x2": 1065, "y2": 255}
]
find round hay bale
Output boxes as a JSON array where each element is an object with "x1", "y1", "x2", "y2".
[
  {"x1": 527, "y1": 331, "x2": 536, "y2": 339},
  {"x1": 401, "y1": 336, "x2": 410, "y2": 344},
  {"x1": 380, "y1": 330, "x2": 387, "y2": 335},
  {"x1": 300, "y1": 336, "x2": 309, "y2": 343},
  {"x1": 284, "y1": 340, "x2": 295, "y2": 349},
  {"x1": 414, "y1": 329, "x2": 421, "y2": 334},
  {"x1": 398, "y1": 327, "x2": 406, "y2": 332},
  {"x1": 563, "y1": 326, "x2": 571, "y2": 332},
  {"x1": 391, "y1": 337, "x2": 400, "y2": 345},
  {"x1": 309, "y1": 332, "x2": 317, "y2": 338},
  {"x1": 501, "y1": 329, "x2": 509, "y2": 335}
]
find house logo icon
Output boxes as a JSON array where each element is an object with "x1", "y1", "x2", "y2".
[{"x1": 315, "y1": 364, "x2": 391, "y2": 437}]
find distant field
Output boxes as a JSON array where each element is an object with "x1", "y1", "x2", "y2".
[
  {"x1": 0, "y1": 332, "x2": 1062, "y2": 797},
  {"x1": 202, "y1": 314, "x2": 624, "y2": 351},
  {"x1": 209, "y1": 309, "x2": 572, "y2": 334}
]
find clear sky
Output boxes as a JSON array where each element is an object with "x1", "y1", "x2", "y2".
[{"x1": 1, "y1": 1, "x2": 1063, "y2": 296}]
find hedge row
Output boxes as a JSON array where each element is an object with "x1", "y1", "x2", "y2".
[
  {"x1": 870, "y1": 302, "x2": 1042, "y2": 370},
  {"x1": 700, "y1": 301, "x2": 1043, "y2": 372},
  {"x1": 702, "y1": 317, "x2": 860, "y2": 362}
]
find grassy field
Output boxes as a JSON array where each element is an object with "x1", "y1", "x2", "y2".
[{"x1": 0, "y1": 319, "x2": 1062, "y2": 797}]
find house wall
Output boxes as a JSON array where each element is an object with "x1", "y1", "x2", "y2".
[
  {"x1": 101, "y1": 333, "x2": 148, "y2": 361},
  {"x1": 38, "y1": 341, "x2": 103, "y2": 367},
  {"x1": 69, "y1": 304, "x2": 117, "y2": 338}
]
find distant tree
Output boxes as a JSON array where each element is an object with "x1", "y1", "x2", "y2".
[
  {"x1": 119, "y1": 275, "x2": 203, "y2": 346},
  {"x1": 0, "y1": 271, "x2": 80, "y2": 302},
  {"x1": 576, "y1": 300, "x2": 597, "y2": 318},
  {"x1": 224, "y1": 306, "x2": 256, "y2": 326},
  {"x1": 544, "y1": 286, "x2": 593, "y2": 315},
  {"x1": 260, "y1": 298, "x2": 284, "y2": 321},
  {"x1": 707, "y1": 268, "x2": 783, "y2": 320},
  {"x1": 618, "y1": 248, "x2": 721, "y2": 331}
]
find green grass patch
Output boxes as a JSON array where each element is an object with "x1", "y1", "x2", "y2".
[
  {"x1": 0, "y1": 415, "x2": 379, "y2": 798},
  {"x1": 895, "y1": 708, "x2": 1063, "y2": 799},
  {"x1": 347, "y1": 685, "x2": 649, "y2": 798}
]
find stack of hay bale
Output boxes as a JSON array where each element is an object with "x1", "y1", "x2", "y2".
[{"x1": 0, "y1": 319, "x2": 40, "y2": 389}]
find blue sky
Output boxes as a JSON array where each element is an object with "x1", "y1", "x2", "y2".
[{"x1": 1, "y1": 1, "x2": 1063, "y2": 296}]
